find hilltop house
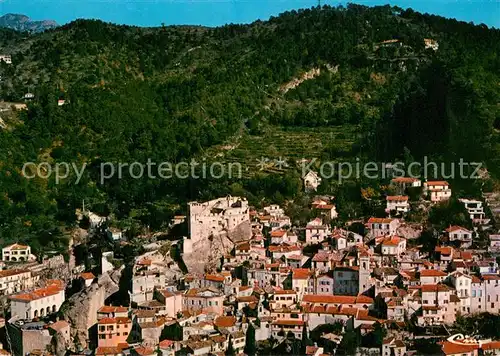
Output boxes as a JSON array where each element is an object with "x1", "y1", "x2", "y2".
[
  {"x1": 424, "y1": 38, "x2": 439, "y2": 51},
  {"x1": 459, "y1": 199, "x2": 488, "y2": 224},
  {"x1": 305, "y1": 218, "x2": 331, "y2": 245},
  {"x1": 424, "y1": 181, "x2": 451, "y2": 202},
  {"x1": 386, "y1": 196, "x2": 409, "y2": 214},
  {"x1": 366, "y1": 218, "x2": 400, "y2": 237},
  {"x1": 2, "y1": 244, "x2": 34, "y2": 262},
  {"x1": 446, "y1": 226, "x2": 473, "y2": 248},
  {"x1": 303, "y1": 171, "x2": 322, "y2": 192}
]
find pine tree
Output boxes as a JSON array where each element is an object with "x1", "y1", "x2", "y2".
[{"x1": 244, "y1": 323, "x2": 257, "y2": 355}]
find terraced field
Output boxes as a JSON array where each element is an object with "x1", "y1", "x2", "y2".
[{"x1": 204, "y1": 125, "x2": 358, "y2": 178}]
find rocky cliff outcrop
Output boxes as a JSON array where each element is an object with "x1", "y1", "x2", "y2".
[
  {"x1": 183, "y1": 220, "x2": 251, "y2": 273},
  {"x1": 62, "y1": 267, "x2": 123, "y2": 351}
]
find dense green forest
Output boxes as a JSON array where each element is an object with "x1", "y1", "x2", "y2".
[{"x1": 0, "y1": 4, "x2": 498, "y2": 253}]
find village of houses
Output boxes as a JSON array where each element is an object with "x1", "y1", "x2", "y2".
[{"x1": 0, "y1": 173, "x2": 498, "y2": 356}]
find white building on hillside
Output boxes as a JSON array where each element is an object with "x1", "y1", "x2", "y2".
[
  {"x1": 303, "y1": 171, "x2": 322, "y2": 192},
  {"x1": 424, "y1": 181, "x2": 451, "y2": 202},
  {"x1": 184, "y1": 196, "x2": 249, "y2": 253},
  {"x1": 0, "y1": 269, "x2": 37, "y2": 295},
  {"x1": 2, "y1": 244, "x2": 34, "y2": 262},
  {"x1": 459, "y1": 199, "x2": 488, "y2": 224},
  {"x1": 386, "y1": 196, "x2": 409, "y2": 213},
  {"x1": 9, "y1": 281, "x2": 65, "y2": 320}
]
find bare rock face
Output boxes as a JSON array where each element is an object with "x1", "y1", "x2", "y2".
[
  {"x1": 51, "y1": 332, "x2": 69, "y2": 356},
  {"x1": 397, "y1": 224, "x2": 423, "y2": 240},
  {"x1": 184, "y1": 220, "x2": 251, "y2": 273},
  {"x1": 62, "y1": 267, "x2": 123, "y2": 351}
]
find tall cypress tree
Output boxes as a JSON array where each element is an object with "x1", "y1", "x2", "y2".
[
  {"x1": 244, "y1": 323, "x2": 257, "y2": 355},
  {"x1": 225, "y1": 335, "x2": 236, "y2": 356}
]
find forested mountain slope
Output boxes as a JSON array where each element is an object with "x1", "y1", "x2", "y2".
[{"x1": 0, "y1": 4, "x2": 498, "y2": 253}]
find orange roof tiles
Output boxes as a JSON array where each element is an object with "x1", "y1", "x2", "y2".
[
  {"x1": 205, "y1": 274, "x2": 225, "y2": 282},
  {"x1": 441, "y1": 341, "x2": 478, "y2": 355},
  {"x1": 49, "y1": 320, "x2": 70, "y2": 332},
  {"x1": 137, "y1": 258, "x2": 152, "y2": 266},
  {"x1": 367, "y1": 217, "x2": 395, "y2": 224},
  {"x1": 315, "y1": 204, "x2": 334, "y2": 210},
  {"x1": 302, "y1": 294, "x2": 373, "y2": 305},
  {"x1": 237, "y1": 295, "x2": 259, "y2": 303},
  {"x1": 292, "y1": 268, "x2": 311, "y2": 280},
  {"x1": 435, "y1": 246, "x2": 452, "y2": 255},
  {"x1": 482, "y1": 341, "x2": 500, "y2": 351},
  {"x1": 97, "y1": 306, "x2": 128, "y2": 314},
  {"x1": 392, "y1": 177, "x2": 420, "y2": 183},
  {"x1": 9, "y1": 284, "x2": 64, "y2": 302},
  {"x1": 426, "y1": 181, "x2": 449, "y2": 186},
  {"x1": 272, "y1": 319, "x2": 305, "y2": 326},
  {"x1": 96, "y1": 347, "x2": 123, "y2": 355},
  {"x1": 420, "y1": 269, "x2": 447, "y2": 277},
  {"x1": 386, "y1": 196, "x2": 408, "y2": 201},
  {"x1": 271, "y1": 230, "x2": 287, "y2": 238},
  {"x1": 133, "y1": 346, "x2": 155, "y2": 355},
  {"x1": 6, "y1": 243, "x2": 29, "y2": 250},
  {"x1": 214, "y1": 316, "x2": 236, "y2": 328},
  {"x1": 0, "y1": 269, "x2": 29, "y2": 278},
  {"x1": 421, "y1": 284, "x2": 450, "y2": 292},
  {"x1": 80, "y1": 272, "x2": 95, "y2": 280},
  {"x1": 159, "y1": 340, "x2": 174, "y2": 349},
  {"x1": 446, "y1": 225, "x2": 471, "y2": 233},
  {"x1": 381, "y1": 236, "x2": 404, "y2": 246}
]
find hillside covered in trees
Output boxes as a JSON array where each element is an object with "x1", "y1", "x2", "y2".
[{"x1": 0, "y1": 4, "x2": 498, "y2": 253}]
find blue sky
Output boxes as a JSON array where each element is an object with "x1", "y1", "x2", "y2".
[{"x1": 1, "y1": 0, "x2": 499, "y2": 28}]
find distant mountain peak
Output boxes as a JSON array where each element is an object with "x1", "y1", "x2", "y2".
[{"x1": 0, "y1": 13, "x2": 58, "y2": 33}]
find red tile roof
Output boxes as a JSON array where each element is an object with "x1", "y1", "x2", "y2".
[
  {"x1": 446, "y1": 225, "x2": 471, "y2": 233},
  {"x1": 441, "y1": 341, "x2": 478, "y2": 355},
  {"x1": 96, "y1": 347, "x2": 123, "y2": 355},
  {"x1": 426, "y1": 181, "x2": 449, "y2": 186},
  {"x1": 421, "y1": 284, "x2": 450, "y2": 292},
  {"x1": 302, "y1": 294, "x2": 373, "y2": 305},
  {"x1": 97, "y1": 306, "x2": 128, "y2": 314},
  {"x1": 9, "y1": 283, "x2": 64, "y2": 302},
  {"x1": 271, "y1": 230, "x2": 287, "y2": 238},
  {"x1": 292, "y1": 268, "x2": 311, "y2": 280},
  {"x1": 159, "y1": 340, "x2": 174, "y2": 349},
  {"x1": 368, "y1": 217, "x2": 395, "y2": 224},
  {"x1": 0, "y1": 269, "x2": 29, "y2": 278},
  {"x1": 420, "y1": 269, "x2": 447, "y2": 277},
  {"x1": 5, "y1": 243, "x2": 29, "y2": 250},
  {"x1": 315, "y1": 204, "x2": 335, "y2": 210},
  {"x1": 137, "y1": 258, "x2": 152, "y2": 266},
  {"x1": 381, "y1": 236, "x2": 404, "y2": 246},
  {"x1": 482, "y1": 341, "x2": 500, "y2": 351},
  {"x1": 392, "y1": 177, "x2": 420, "y2": 183},
  {"x1": 272, "y1": 319, "x2": 304, "y2": 326},
  {"x1": 80, "y1": 272, "x2": 95, "y2": 280},
  {"x1": 214, "y1": 316, "x2": 236, "y2": 328},
  {"x1": 205, "y1": 274, "x2": 225, "y2": 282},
  {"x1": 386, "y1": 196, "x2": 408, "y2": 201}
]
